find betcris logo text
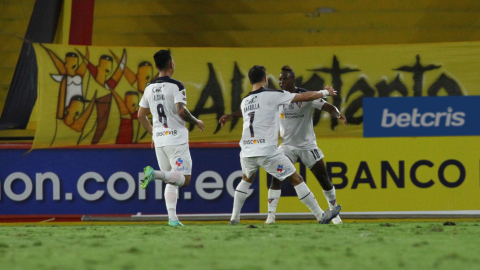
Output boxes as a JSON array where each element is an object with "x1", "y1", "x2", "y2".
[{"x1": 363, "y1": 96, "x2": 480, "y2": 137}]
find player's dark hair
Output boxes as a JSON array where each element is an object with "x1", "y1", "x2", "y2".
[
  {"x1": 154, "y1": 50, "x2": 172, "y2": 70},
  {"x1": 281, "y1": 65, "x2": 295, "y2": 78},
  {"x1": 248, "y1": 65, "x2": 267, "y2": 84}
]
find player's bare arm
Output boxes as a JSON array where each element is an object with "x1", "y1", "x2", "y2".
[
  {"x1": 137, "y1": 106, "x2": 153, "y2": 135},
  {"x1": 177, "y1": 103, "x2": 204, "y2": 131},
  {"x1": 219, "y1": 110, "x2": 242, "y2": 127},
  {"x1": 322, "y1": 103, "x2": 347, "y2": 126},
  {"x1": 291, "y1": 87, "x2": 337, "y2": 103}
]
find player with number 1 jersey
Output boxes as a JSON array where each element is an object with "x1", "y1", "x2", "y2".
[{"x1": 229, "y1": 65, "x2": 341, "y2": 225}]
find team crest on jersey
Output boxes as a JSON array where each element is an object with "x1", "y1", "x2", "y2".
[
  {"x1": 268, "y1": 198, "x2": 274, "y2": 203},
  {"x1": 277, "y1": 165, "x2": 283, "y2": 172},
  {"x1": 296, "y1": 102, "x2": 303, "y2": 108},
  {"x1": 329, "y1": 200, "x2": 336, "y2": 206},
  {"x1": 182, "y1": 90, "x2": 186, "y2": 96},
  {"x1": 175, "y1": 158, "x2": 183, "y2": 166}
]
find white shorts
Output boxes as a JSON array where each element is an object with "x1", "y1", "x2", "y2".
[
  {"x1": 155, "y1": 143, "x2": 192, "y2": 175},
  {"x1": 240, "y1": 148, "x2": 296, "y2": 181},
  {"x1": 278, "y1": 144, "x2": 324, "y2": 169}
]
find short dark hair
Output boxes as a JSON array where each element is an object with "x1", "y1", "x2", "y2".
[
  {"x1": 248, "y1": 65, "x2": 266, "y2": 84},
  {"x1": 281, "y1": 65, "x2": 295, "y2": 78},
  {"x1": 154, "y1": 50, "x2": 172, "y2": 70}
]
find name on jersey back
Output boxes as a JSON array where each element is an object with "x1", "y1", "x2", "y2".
[
  {"x1": 154, "y1": 94, "x2": 165, "y2": 101},
  {"x1": 244, "y1": 96, "x2": 260, "y2": 112}
]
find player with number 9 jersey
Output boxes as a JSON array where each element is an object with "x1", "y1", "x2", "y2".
[{"x1": 140, "y1": 76, "x2": 189, "y2": 147}]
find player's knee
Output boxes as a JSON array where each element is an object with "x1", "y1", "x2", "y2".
[{"x1": 286, "y1": 173, "x2": 304, "y2": 186}]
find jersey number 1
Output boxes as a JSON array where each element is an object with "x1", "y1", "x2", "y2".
[
  {"x1": 248, "y1": 111, "x2": 255, "y2": 137},
  {"x1": 157, "y1": 104, "x2": 168, "y2": 128}
]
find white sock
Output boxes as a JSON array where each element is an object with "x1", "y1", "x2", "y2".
[
  {"x1": 154, "y1": 170, "x2": 185, "y2": 187},
  {"x1": 295, "y1": 182, "x2": 324, "y2": 221},
  {"x1": 231, "y1": 180, "x2": 251, "y2": 221},
  {"x1": 323, "y1": 186, "x2": 338, "y2": 210},
  {"x1": 164, "y1": 184, "x2": 178, "y2": 221},
  {"x1": 267, "y1": 189, "x2": 281, "y2": 215}
]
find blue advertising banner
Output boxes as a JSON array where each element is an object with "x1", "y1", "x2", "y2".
[
  {"x1": 363, "y1": 96, "x2": 480, "y2": 138},
  {"x1": 0, "y1": 147, "x2": 258, "y2": 215}
]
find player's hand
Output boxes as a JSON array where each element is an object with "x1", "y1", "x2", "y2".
[
  {"x1": 196, "y1": 120, "x2": 204, "y2": 131},
  {"x1": 218, "y1": 114, "x2": 233, "y2": 127},
  {"x1": 338, "y1": 114, "x2": 347, "y2": 126},
  {"x1": 325, "y1": 85, "x2": 337, "y2": 96},
  {"x1": 150, "y1": 141, "x2": 155, "y2": 149}
]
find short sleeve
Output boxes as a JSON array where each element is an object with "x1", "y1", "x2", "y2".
[
  {"x1": 174, "y1": 87, "x2": 187, "y2": 105},
  {"x1": 277, "y1": 90, "x2": 296, "y2": 106},
  {"x1": 311, "y1": 98, "x2": 326, "y2": 110},
  {"x1": 139, "y1": 93, "x2": 149, "y2": 108}
]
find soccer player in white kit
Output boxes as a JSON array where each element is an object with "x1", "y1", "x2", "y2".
[
  {"x1": 268, "y1": 65, "x2": 346, "y2": 225},
  {"x1": 221, "y1": 66, "x2": 346, "y2": 225},
  {"x1": 137, "y1": 50, "x2": 204, "y2": 226},
  {"x1": 228, "y1": 65, "x2": 341, "y2": 225}
]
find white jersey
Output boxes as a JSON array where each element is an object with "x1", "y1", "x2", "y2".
[
  {"x1": 279, "y1": 87, "x2": 326, "y2": 150},
  {"x1": 139, "y1": 76, "x2": 189, "y2": 147},
  {"x1": 240, "y1": 87, "x2": 296, "y2": 157}
]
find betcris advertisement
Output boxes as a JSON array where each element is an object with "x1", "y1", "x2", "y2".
[
  {"x1": 363, "y1": 96, "x2": 480, "y2": 137},
  {"x1": 0, "y1": 147, "x2": 258, "y2": 215}
]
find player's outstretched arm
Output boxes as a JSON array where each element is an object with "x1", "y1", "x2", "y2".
[
  {"x1": 322, "y1": 103, "x2": 347, "y2": 126},
  {"x1": 177, "y1": 103, "x2": 204, "y2": 131},
  {"x1": 291, "y1": 86, "x2": 337, "y2": 103},
  {"x1": 219, "y1": 111, "x2": 242, "y2": 127}
]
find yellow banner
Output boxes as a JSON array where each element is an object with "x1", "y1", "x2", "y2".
[
  {"x1": 33, "y1": 42, "x2": 480, "y2": 148},
  {"x1": 260, "y1": 136, "x2": 480, "y2": 212}
]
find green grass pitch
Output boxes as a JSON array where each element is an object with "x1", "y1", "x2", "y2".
[{"x1": 0, "y1": 220, "x2": 479, "y2": 270}]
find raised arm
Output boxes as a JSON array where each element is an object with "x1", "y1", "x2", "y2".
[
  {"x1": 176, "y1": 103, "x2": 204, "y2": 131},
  {"x1": 291, "y1": 86, "x2": 336, "y2": 103}
]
